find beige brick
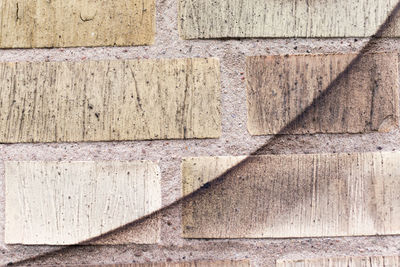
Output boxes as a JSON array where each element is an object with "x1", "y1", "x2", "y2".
[
  {"x1": 277, "y1": 256, "x2": 400, "y2": 267},
  {"x1": 5, "y1": 161, "x2": 162, "y2": 245},
  {"x1": 182, "y1": 152, "x2": 400, "y2": 238},
  {"x1": 0, "y1": 58, "x2": 221, "y2": 143},
  {"x1": 58, "y1": 260, "x2": 250, "y2": 267},
  {"x1": 0, "y1": 0, "x2": 155, "y2": 48},
  {"x1": 246, "y1": 53, "x2": 399, "y2": 135},
  {"x1": 179, "y1": 0, "x2": 399, "y2": 39}
]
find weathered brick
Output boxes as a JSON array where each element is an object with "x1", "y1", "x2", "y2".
[
  {"x1": 182, "y1": 156, "x2": 245, "y2": 196},
  {"x1": 246, "y1": 53, "x2": 399, "y2": 135},
  {"x1": 0, "y1": 0, "x2": 155, "y2": 47},
  {"x1": 179, "y1": 0, "x2": 399, "y2": 39},
  {"x1": 0, "y1": 58, "x2": 221, "y2": 143},
  {"x1": 5, "y1": 161, "x2": 162, "y2": 245},
  {"x1": 90, "y1": 215, "x2": 161, "y2": 245},
  {"x1": 277, "y1": 256, "x2": 400, "y2": 267},
  {"x1": 182, "y1": 152, "x2": 400, "y2": 238}
]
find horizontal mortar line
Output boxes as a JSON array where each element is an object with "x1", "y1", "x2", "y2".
[
  {"x1": 0, "y1": 46, "x2": 393, "y2": 62},
  {"x1": 0, "y1": 133, "x2": 398, "y2": 157},
  {"x1": 0, "y1": 40, "x2": 390, "y2": 61}
]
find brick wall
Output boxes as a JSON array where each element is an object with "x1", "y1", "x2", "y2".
[{"x1": 1, "y1": 0, "x2": 400, "y2": 266}]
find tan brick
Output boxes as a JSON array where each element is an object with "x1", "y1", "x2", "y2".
[
  {"x1": 0, "y1": 0, "x2": 155, "y2": 48},
  {"x1": 179, "y1": 0, "x2": 399, "y2": 39},
  {"x1": 0, "y1": 58, "x2": 221, "y2": 143},
  {"x1": 277, "y1": 256, "x2": 400, "y2": 267},
  {"x1": 246, "y1": 53, "x2": 399, "y2": 135},
  {"x1": 5, "y1": 161, "x2": 162, "y2": 245},
  {"x1": 182, "y1": 152, "x2": 400, "y2": 238}
]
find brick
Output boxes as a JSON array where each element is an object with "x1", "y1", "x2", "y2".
[
  {"x1": 5, "y1": 161, "x2": 162, "y2": 245},
  {"x1": 90, "y1": 215, "x2": 160, "y2": 245},
  {"x1": 182, "y1": 156, "x2": 245, "y2": 196},
  {"x1": 0, "y1": 58, "x2": 221, "y2": 143},
  {"x1": 277, "y1": 256, "x2": 400, "y2": 267},
  {"x1": 179, "y1": 0, "x2": 399, "y2": 39},
  {"x1": 246, "y1": 53, "x2": 399, "y2": 135},
  {"x1": 58, "y1": 260, "x2": 250, "y2": 267},
  {"x1": 182, "y1": 152, "x2": 400, "y2": 238},
  {"x1": 0, "y1": 0, "x2": 154, "y2": 48}
]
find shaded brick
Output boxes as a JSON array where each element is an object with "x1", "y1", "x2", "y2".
[
  {"x1": 182, "y1": 152, "x2": 400, "y2": 238},
  {"x1": 246, "y1": 53, "x2": 399, "y2": 135},
  {"x1": 179, "y1": 0, "x2": 400, "y2": 39},
  {"x1": 5, "y1": 161, "x2": 162, "y2": 245}
]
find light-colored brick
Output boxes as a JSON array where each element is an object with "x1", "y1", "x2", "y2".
[
  {"x1": 246, "y1": 53, "x2": 399, "y2": 135},
  {"x1": 0, "y1": 58, "x2": 221, "y2": 143},
  {"x1": 5, "y1": 161, "x2": 162, "y2": 245},
  {"x1": 179, "y1": 0, "x2": 399, "y2": 39},
  {"x1": 0, "y1": 0, "x2": 155, "y2": 48},
  {"x1": 182, "y1": 152, "x2": 400, "y2": 238}
]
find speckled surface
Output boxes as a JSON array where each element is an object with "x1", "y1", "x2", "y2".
[{"x1": 1, "y1": 0, "x2": 400, "y2": 266}]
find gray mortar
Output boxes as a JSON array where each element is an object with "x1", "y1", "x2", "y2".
[{"x1": 1, "y1": 0, "x2": 400, "y2": 266}]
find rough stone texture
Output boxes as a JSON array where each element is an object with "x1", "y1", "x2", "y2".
[
  {"x1": 57, "y1": 260, "x2": 250, "y2": 267},
  {"x1": 1, "y1": 0, "x2": 400, "y2": 266},
  {"x1": 179, "y1": 0, "x2": 400, "y2": 39},
  {"x1": 0, "y1": 0, "x2": 155, "y2": 48},
  {"x1": 246, "y1": 53, "x2": 399, "y2": 135},
  {"x1": 182, "y1": 152, "x2": 400, "y2": 238},
  {"x1": 5, "y1": 161, "x2": 161, "y2": 245},
  {"x1": 0, "y1": 58, "x2": 221, "y2": 143},
  {"x1": 276, "y1": 256, "x2": 400, "y2": 267}
]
